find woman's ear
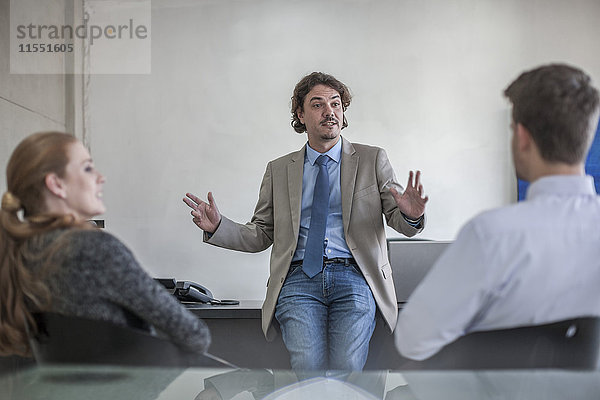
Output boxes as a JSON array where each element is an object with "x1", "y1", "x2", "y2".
[{"x1": 44, "y1": 173, "x2": 67, "y2": 199}]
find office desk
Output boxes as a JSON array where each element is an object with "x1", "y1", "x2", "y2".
[
  {"x1": 186, "y1": 301, "x2": 402, "y2": 369},
  {"x1": 186, "y1": 300, "x2": 289, "y2": 369}
]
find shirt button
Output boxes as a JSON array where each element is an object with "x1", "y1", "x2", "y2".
[{"x1": 328, "y1": 249, "x2": 332, "y2": 253}]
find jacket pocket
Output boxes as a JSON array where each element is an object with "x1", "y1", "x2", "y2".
[
  {"x1": 381, "y1": 263, "x2": 392, "y2": 280},
  {"x1": 353, "y1": 184, "x2": 378, "y2": 200}
]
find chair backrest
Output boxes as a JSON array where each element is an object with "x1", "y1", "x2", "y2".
[
  {"x1": 387, "y1": 240, "x2": 452, "y2": 303},
  {"x1": 400, "y1": 317, "x2": 600, "y2": 370},
  {"x1": 29, "y1": 312, "x2": 227, "y2": 368}
]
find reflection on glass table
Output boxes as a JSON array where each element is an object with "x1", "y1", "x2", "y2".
[{"x1": 3, "y1": 365, "x2": 600, "y2": 400}]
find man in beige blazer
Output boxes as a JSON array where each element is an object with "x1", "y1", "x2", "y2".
[{"x1": 184, "y1": 72, "x2": 428, "y2": 374}]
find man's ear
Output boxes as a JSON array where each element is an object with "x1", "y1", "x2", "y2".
[
  {"x1": 297, "y1": 108, "x2": 304, "y2": 124},
  {"x1": 515, "y1": 123, "x2": 533, "y2": 153},
  {"x1": 45, "y1": 173, "x2": 67, "y2": 199}
]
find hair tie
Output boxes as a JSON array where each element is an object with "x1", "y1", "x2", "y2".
[{"x1": 1, "y1": 192, "x2": 22, "y2": 213}]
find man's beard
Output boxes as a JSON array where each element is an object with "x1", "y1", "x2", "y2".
[{"x1": 320, "y1": 131, "x2": 339, "y2": 141}]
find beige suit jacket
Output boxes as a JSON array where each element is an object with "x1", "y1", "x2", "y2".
[{"x1": 206, "y1": 137, "x2": 424, "y2": 340}]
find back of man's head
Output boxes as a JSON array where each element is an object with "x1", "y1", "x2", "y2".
[{"x1": 504, "y1": 64, "x2": 600, "y2": 165}]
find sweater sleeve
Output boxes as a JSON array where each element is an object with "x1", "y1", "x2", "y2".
[{"x1": 69, "y1": 230, "x2": 211, "y2": 353}]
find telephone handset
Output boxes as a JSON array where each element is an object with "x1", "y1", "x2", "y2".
[
  {"x1": 175, "y1": 281, "x2": 214, "y2": 303},
  {"x1": 155, "y1": 278, "x2": 239, "y2": 305}
]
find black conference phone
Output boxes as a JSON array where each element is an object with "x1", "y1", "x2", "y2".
[{"x1": 155, "y1": 278, "x2": 239, "y2": 305}]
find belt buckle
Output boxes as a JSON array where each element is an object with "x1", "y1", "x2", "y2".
[{"x1": 324, "y1": 257, "x2": 351, "y2": 266}]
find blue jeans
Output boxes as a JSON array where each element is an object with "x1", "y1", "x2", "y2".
[{"x1": 274, "y1": 261, "x2": 376, "y2": 375}]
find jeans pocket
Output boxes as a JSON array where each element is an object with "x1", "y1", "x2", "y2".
[
  {"x1": 287, "y1": 264, "x2": 302, "y2": 277},
  {"x1": 349, "y1": 263, "x2": 363, "y2": 276}
]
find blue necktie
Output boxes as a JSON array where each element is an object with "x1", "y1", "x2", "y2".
[{"x1": 303, "y1": 155, "x2": 330, "y2": 278}]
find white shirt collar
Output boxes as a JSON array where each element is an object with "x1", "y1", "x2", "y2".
[{"x1": 526, "y1": 175, "x2": 596, "y2": 200}]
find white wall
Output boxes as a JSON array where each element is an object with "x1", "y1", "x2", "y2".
[
  {"x1": 0, "y1": 0, "x2": 69, "y2": 192},
  {"x1": 86, "y1": 0, "x2": 600, "y2": 300}
]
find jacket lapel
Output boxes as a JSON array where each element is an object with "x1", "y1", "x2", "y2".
[
  {"x1": 340, "y1": 137, "x2": 358, "y2": 235},
  {"x1": 288, "y1": 145, "x2": 305, "y2": 240}
]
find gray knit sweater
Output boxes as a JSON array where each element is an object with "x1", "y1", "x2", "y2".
[{"x1": 25, "y1": 228, "x2": 210, "y2": 353}]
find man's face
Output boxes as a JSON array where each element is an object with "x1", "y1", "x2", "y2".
[{"x1": 297, "y1": 84, "x2": 344, "y2": 146}]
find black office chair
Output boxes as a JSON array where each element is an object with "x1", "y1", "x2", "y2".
[
  {"x1": 397, "y1": 317, "x2": 600, "y2": 370},
  {"x1": 28, "y1": 312, "x2": 232, "y2": 368}
]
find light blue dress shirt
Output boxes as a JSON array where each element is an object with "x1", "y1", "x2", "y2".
[
  {"x1": 292, "y1": 139, "x2": 353, "y2": 262},
  {"x1": 396, "y1": 175, "x2": 600, "y2": 360}
]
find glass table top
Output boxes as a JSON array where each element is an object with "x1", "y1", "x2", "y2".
[{"x1": 2, "y1": 365, "x2": 600, "y2": 400}]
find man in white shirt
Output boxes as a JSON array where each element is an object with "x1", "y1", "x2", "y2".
[{"x1": 395, "y1": 63, "x2": 600, "y2": 361}]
